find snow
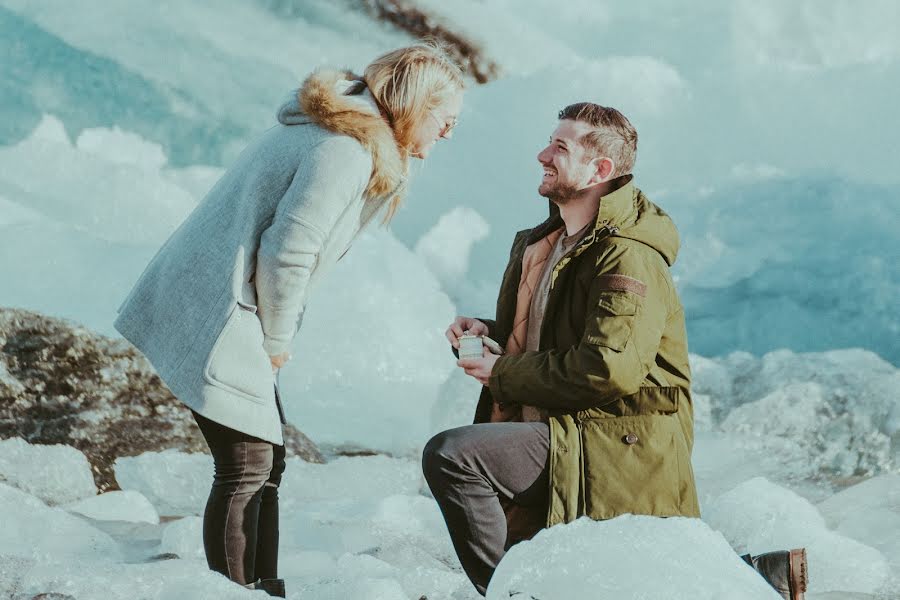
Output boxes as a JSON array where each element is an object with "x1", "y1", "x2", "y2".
[
  {"x1": 0, "y1": 482, "x2": 120, "y2": 562},
  {"x1": 63, "y1": 490, "x2": 159, "y2": 525},
  {"x1": 2, "y1": 1, "x2": 899, "y2": 598},
  {"x1": 817, "y1": 475, "x2": 900, "y2": 573},
  {"x1": 704, "y1": 477, "x2": 890, "y2": 596},
  {"x1": 114, "y1": 449, "x2": 212, "y2": 517},
  {"x1": 279, "y1": 229, "x2": 457, "y2": 455},
  {"x1": 13, "y1": 558, "x2": 258, "y2": 600},
  {"x1": 487, "y1": 515, "x2": 782, "y2": 600},
  {"x1": 414, "y1": 206, "x2": 491, "y2": 296},
  {"x1": 160, "y1": 516, "x2": 205, "y2": 560},
  {"x1": 0, "y1": 437, "x2": 96, "y2": 505},
  {"x1": 3, "y1": 435, "x2": 900, "y2": 598}
]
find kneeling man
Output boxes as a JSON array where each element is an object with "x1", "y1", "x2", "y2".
[{"x1": 423, "y1": 103, "x2": 807, "y2": 600}]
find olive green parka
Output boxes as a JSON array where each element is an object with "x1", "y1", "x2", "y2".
[{"x1": 477, "y1": 177, "x2": 700, "y2": 526}]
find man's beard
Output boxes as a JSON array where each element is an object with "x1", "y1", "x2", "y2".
[{"x1": 539, "y1": 180, "x2": 584, "y2": 204}]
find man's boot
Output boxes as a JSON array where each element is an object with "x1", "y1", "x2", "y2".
[
  {"x1": 741, "y1": 548, "x2": 808, "y2": 600},
  {"x1": 242, "y1": 578, "x2": 286, "y2": 598}
]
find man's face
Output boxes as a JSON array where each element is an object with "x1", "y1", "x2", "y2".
[{"x1": 536, "y1": 119, "x2": 599, "y2": 202}]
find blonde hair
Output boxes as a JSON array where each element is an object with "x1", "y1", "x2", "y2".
[
  {"x1": 558, "y1": 103, "x2": 638, "y2": 177},
  {"x1": 364, "y1": 42, "x2": 465, "y2": 221}
]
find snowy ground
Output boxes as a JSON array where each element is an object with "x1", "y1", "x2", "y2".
[
  {"x1": 2, "y1": 1, "x2": 899, "y2": 598},
  {"x1": 1, "y1": 447, "x2": 898, "y2": 599},
  {"x1": 2, "y1": 344, "x2": 899, "y2": 599}
]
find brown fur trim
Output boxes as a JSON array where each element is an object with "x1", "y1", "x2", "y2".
[{"x1": 298, "y1": 69, "x2": 407, "y2": 203}]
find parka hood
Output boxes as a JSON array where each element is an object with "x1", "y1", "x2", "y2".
[
  {"x1": 596, "y1": 176, "x2": 680, "y2": 266},
  {"x1": 276, "y1": 69, "x2": 406, "y2": 201},
  {"x1": 535, "y1": 176, "x2": 680, "y2": 266}
]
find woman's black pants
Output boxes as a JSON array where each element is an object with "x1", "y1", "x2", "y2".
[{"x1": 191, "y1": 410, "x2": 286, "y2": 585}]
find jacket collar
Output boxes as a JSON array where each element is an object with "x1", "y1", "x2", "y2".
[
  {"x1": 594, "y1": 175, "x2": 635, "y2": 231},
  {"x1": 298, "y1": 69, "x2": 407, "y2": 202},
  {"x1": 528, "y1": 175, "x2": 634, "y2": 245}
]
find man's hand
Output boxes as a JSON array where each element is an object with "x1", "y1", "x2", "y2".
[
  {"x1": 269, "y1": 352, "x2": 291, "y2": 371},
  {"x1": 445, "y1": 316, "x2": 489, "y2": 349},
  {"x1": 457, "y1": 346, "x2": 500, "y2": 385}
]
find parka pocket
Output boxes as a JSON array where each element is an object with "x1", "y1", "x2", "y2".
[
  {"x1": 580, "y1": 410, "x2": 683, "y2": 519},
  {"x1": 586, "y1": 291, "x2": 639, "y2": 351},
  {"x1": 203, "y1": 301, "x2": 272, "y2": 403}
]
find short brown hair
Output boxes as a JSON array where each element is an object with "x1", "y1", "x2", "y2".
[{"x1": 558, "y1": 103, "x2": 637, "y2": 176}]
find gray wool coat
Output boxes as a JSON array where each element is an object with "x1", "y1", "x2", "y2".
[{"x1": 115, "y1": 71, "x2": 405, "y2": 444}]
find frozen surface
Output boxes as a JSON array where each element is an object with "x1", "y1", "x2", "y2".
[
  {"x1": 3, "y1": 444, "x2": 900, "y2": 599},
  {"x1": 14, "y1": 557, "x2": 258, "y2": 600},
  {"x1": 0, "y1": 0, "x2": 413, "y2": 166},
  {"x1": 817, "y1": 475, "x2": 900, "y2": 574},
  {"x1": 279, "y1": 229, "x2": 456, "y2": 456},
  {"x1": 487, "y1": 515, "x2": 781, "y2": 600},
  {"x1": 414, "y1": 206, "x2": 492, "y2": 313},
  {"x1": 0, "y1": 437, "x2": 96, "y2": 505},
  {"x1": 1, "y1": 2, "x2": 897, "y2": 365},
  {"x1": 63, "y1": 489, "x2": 159, "y2": 524},
  {"x1": 114, "y1": 449, "x2": 212, "y2": 517},
  {"x1": 704, "y1": 477, "x2": 890, "y2": 596},
  {"x1": 0, "y1": 482, "x2": 119, "y2": 562},
  {"x1": 1, "y1": 1, "x2": 899, "y2": 598},
  {"x1": 430, "y1": 367, "x2": 485, "y2": 436},
  {"x1": 160, "y1": 516, "x2": 205, "y2": 560},
  {"x1": 694, "y1": 349, "x2": 900, "y2": 482}
]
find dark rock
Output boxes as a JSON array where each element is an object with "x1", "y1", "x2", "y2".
[
  {"x1": 356, "y1": 0, "x2": 501, "y2": 84},
  {"x1": 0, "y1": 308, "x2": 324, "y2": 493},
  {"x1": 145, "y1": 552, "x2": 180, "y2": 562}
]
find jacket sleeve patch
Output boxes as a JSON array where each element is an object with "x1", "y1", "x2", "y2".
[{"x1": 596, "y1": 274, "x2": 647, "y2": 297}]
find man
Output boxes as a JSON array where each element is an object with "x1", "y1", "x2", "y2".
[{"x1": 422, "y1": 103, "x2": 808, "y2": 600}]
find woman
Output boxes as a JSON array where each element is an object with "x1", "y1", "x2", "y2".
[{"x1": 114, "y1": 43, "x2": 464, "y2": 596}]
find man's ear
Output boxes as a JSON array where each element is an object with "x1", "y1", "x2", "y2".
[{"x1": 590, "y1": 157, "x2": 615, "y2": 184}]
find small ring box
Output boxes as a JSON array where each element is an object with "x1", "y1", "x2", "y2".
[
  {"x1": 458, "y1": 334, "x2": 484, "y2": 360},
  {"x1": 458, "y1": 333, "x2": 505, "y2": 360}
]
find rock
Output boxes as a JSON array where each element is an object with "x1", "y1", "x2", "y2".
[
  {"x1": 0, "y1": 308, "x2": 324, "y2": 492},
  {"x1": 357, "y1": 0, "x2": 500, "y2": 83}
]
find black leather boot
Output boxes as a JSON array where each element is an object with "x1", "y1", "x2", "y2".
[
  {"x1": 242, "y1": 578, "x2": 286, "y2": 598},
  {"x1": 741, "y1": 548, "x2": 807, "y2": 600}
]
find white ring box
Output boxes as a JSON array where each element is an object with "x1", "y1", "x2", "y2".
[{"x1": 458, "y1": 334, "x2": 484, "y2": 360}]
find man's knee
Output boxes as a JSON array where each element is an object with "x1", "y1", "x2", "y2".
[{"x1": 422, "y1": 427, "x2": 474, "y2": 483}]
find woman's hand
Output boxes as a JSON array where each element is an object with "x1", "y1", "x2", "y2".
[{"x1": 269, "y1": 352, "x2": 292, "y2": 371}]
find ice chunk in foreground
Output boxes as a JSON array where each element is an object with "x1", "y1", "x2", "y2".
[
  {"x1": 414, "y1": 206, "x2": 490, "y2": 291},
  {"x1": 19, "y1": 556, "x2": 256, "y2": 600},
  {"x1": 114, "y1": 449, "x2": 212, "y2": 517},
  {"x1": 280, "y1": 228, "x2": 456, "y2": 455},
  {"x1": 0, "y1": 482, "x2": 119, "y2": 561},
  {"x1": 0, "y1": 437, "x2": 96, "y2": 505},
  {"x1": 817, "y1": 475, "x2": 900, "y2": 570},
  {"x1": 430, "y1": 367, "x2": 485, "y2": 438},
  {"x1": 487, "y1": 514, "x2": 780, "y2": 600},
  {"x1": 279, "y1": 455, "x2": 422, "y2": 507},
  {"x1": 160, "y1": 516, "x2": 205, "y2": 559},
  {"x1": 63, "y1": 489, "x2": 159, "y2": 524},
  {"x1": 704, "y1": 477, "x2": 889, "y2": 595}
]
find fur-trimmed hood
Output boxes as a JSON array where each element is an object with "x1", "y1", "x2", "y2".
[{"x1": 277, "y1": 70, "x2": 406, "y2": 202}]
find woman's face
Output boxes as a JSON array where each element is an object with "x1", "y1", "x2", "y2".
[{"x1": 409, "y1": 90, "x2": 463, "y2": 159}]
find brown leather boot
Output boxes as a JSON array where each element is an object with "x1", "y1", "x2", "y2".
[{"x1": 741, "y1": 548, "x2": 808, "y2": 600}]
